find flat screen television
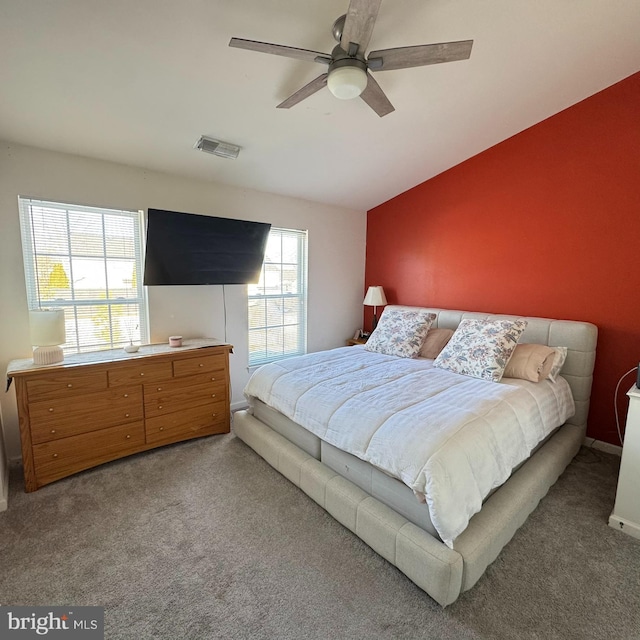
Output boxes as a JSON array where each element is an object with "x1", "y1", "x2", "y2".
[{"x1": 143, "y1": 209, "x2": 271, "y2": 285}]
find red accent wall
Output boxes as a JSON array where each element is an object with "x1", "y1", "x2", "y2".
[{"x1": 366, "y1": 71, "x2": 640, "y2": 446}]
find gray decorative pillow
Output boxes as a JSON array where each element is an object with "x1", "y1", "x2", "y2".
[
  {"x1": 364, "y1": 308, "x2": 436, "y2": 358},
  {"x1": 433, "y1": 318, "x2": 528, "y2": 382},
  {"x1": 419, "y1": 328, "x2": 454, "y2": 359},
  {"x1": 547, "y1": 347, "x2": 568, "y2": 382}
]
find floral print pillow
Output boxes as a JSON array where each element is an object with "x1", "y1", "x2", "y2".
[
  {"x1": 433, "y1": 318, "x2": 528, "y2": 382},
  {"x1": 364, "y1": 308, "x2": 436, "y2": 358}
]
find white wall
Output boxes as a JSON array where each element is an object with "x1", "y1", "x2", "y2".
[{"x1": 0, "y1": 141, "x2": 367, "y2": 460}]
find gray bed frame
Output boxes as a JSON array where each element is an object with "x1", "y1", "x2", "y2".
[{"x1": 233, "y1": 307, "x2": 598, "y2": 606}]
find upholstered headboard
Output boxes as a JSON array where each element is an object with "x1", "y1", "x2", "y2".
[{"x1": 387, "y1": 306, "x2": 598, "y2": 434}]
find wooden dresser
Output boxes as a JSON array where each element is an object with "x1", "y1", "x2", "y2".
[{"x1": 7, "y1": 339, "x2": 232, "y2": 492}]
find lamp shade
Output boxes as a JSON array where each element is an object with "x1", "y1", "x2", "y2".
[
  {"x1": 30, "y1": 309, "x2": 66, "y2": 346},
  {"x1": 30, "y1": 309, "x2": 66, "y2": 365},
  {"x1": 363, "y1": 286, "x2": 387, "y2": 307}
]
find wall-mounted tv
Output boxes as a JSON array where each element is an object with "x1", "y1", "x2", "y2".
[{"x1": 143, "y1": 208, "x2": 271, "y2": 286}]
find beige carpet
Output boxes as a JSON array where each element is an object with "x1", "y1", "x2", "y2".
[{"x1": 0, "y1": 432, "x2": 638, "y2": 639}]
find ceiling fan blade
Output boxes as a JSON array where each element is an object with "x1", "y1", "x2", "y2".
[
  {"x1": 229, "y1": 38, "x2": 331, "y2": 65},
  {"x1": 277, "y1": 74, "x2": 329, "y2": 109},
  {"x1": 360, "y1": 72, "x2": 394, "y2": 117},
  {"x1": 340, "y1": 0, "x2": 382, "y2": 55},
  {"x1": 368, "y1": 40, "x2": 473, "y2": 71}
]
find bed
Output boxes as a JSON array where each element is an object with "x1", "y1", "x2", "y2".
[{"x1": 233, "y1": 306, "x2": 597, "y2": 606}]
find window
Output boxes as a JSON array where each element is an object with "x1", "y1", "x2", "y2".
[
  {"x1": 18, "y1": 197, "x2": 148, "y2": 353},
  {"x1": 248, "y1": 227, "x2": 307, "y2": 366}
]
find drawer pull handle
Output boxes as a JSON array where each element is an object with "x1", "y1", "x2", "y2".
[
  {"x1": 212, "y1": 413, "x2": 217, "y2": 418},
  {"x1": 67, "y1": 384, "x2": 73, "y2": 388},
  {"x1": 157, "y1": 387, "x2": 162, "y2": 392},
  {"x1": 159, "y1": 427, "x2": 164, "y2": 431},
  {"x1": 126, "y1": 434, "x2": 131, "y2": 439},
  {"x1": 125, "y1": 413, "x2": 130, "y2": 418},
  {"x1": 158, "y1": 405, "x2": 163, "y2": 410},
  {"x1": 48, "y1": 408, "x2": 54, "y2": 413},
  {"x1": 124, "y1": 393, "x2": 129, "y2": 398},
  {"x1": 211, "y1": 377, "x2": 216, "y2": 381},
  {"x1": 211, "y1": 394, "x2": 216, "y2": 398},
  {"x1": 199, "y1": 363, "x2": 204, "y2": 367},
  {"x1": 52, "y1": 453, "x2": 58, "y2": 459},
  {"x1": 50, "y1": 429, "x2": 56, "y2": 434},
  {"x1": 140, "y1": 372, "x2": 144, "y2": 376}
]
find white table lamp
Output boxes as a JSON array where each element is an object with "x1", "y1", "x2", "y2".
[
  {"x1": 363, "y1": 286, "x2": 387, "y2": 330},
  {"x1": 30, "y1": 309, "x2": 66, "y2": 365}
]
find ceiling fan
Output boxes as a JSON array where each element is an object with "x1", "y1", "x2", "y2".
[{"x1": 229, "y1": 0, "x2": 473, "y2": 117}]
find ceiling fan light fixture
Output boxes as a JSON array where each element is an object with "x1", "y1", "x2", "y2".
[
  {"x1": 327, "y1": 66, "x2": 368, "y2": 100},
  {"x1": 230, "y1": 2, "x2": 473, "y2": 116}
]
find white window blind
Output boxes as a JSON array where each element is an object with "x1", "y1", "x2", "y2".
[
  {"x1": 248, "y1": 227, "x2": 307, "y2": 367},
  {"x1": 18, "y1": 197, "x2": 149, "y2": 353}
]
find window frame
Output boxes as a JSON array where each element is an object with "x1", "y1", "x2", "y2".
[
  {"x1": 18, "y1": 196, "x2": 149, "y2": 353},
  {"x1": 247, "y1": 227, "x2": 308, "y2": 367}
]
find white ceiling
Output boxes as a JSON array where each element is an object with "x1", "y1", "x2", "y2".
[{"x1": 1, "y1": 1, "x2": 639, "y2": 212}]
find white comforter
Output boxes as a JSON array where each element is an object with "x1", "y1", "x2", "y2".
[{"x1": 244, "y1": 346, "x2": 575, "y2": 547}]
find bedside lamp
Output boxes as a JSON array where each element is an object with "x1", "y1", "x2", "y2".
[
  {"x1": 29, "y1": 309, "x2": 66, "y2": 365},
  {"x1": 363, "y1": 286, "x2": 387, "y2": 331}
]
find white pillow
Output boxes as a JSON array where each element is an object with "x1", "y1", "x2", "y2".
[
  {"x1": 433, "y1": 318, "x2": 528, "y2": 382},
  {"x1": 547, "y1": 347, "x2": 568, "y2": 382},
  {"x1": 364, "y1": 308, "x2": 436, "y2": 358}
]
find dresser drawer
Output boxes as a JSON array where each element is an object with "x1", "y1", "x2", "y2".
[
  {"x1": 145, "y1": 371, "x2": 222, "y2": 395},
  {"x1": 145, "y1": 400, "x2": 228, "y2": 446},
  {"x1": 26, "y1": 369, "x2": 107, "y2": 402},
  {"x1": 29, "y1": 387, "x2": 143, "y2": 444},
  {"x1": 33, "y1": 421, "x2": 145, "y2": 487},
  {"x1": 144, "y1": 375, "x2": 226, "y2": 419},
  {"x1": 173, "y1": 352, "x2": 227, "y2": 378},
  {"x1": 108, "y1": 361, "x2": 172, "y2": 387}
]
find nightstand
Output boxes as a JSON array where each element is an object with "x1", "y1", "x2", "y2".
[
  {"x1": 346, "y1": 338, "x2": 368, "y2": 346},
  {"x1": 609, "y1": 385, "x2": 640, "y2": 539}
]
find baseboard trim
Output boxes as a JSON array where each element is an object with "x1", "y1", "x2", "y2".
[
  {"x1": 608, "y1": 514, "x2": 640, "y2": 540},
  {"x1": 231, "y1": 401, "x2": 249, "y2": 413},
  {"x1": 583, "y1": 437, "x2": 622, "y2": 457}
]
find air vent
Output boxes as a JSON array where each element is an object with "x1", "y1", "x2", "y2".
[{"x1": 194, "y1": 136, "x2": 240, "y2": 159}]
